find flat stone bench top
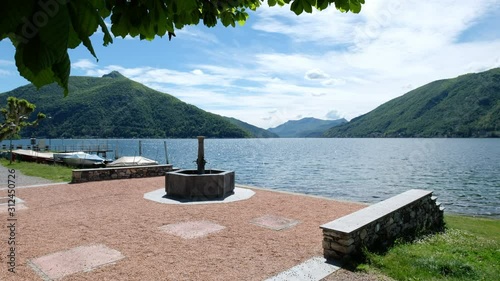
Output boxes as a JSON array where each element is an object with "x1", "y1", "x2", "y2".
[
  {"x1": 320, "y1": 189, "x2": 433, "y2": 234},
  {"x1": 73, "y1": 164, "x2": 173, "y2": 172}
]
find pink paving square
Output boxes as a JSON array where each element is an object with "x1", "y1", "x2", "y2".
[
  {"x1": 29, "y1": 244, "x2": 124, "y2": 280},
  {"x1": 250, "y1": 215, "x2": 300, "y2": 231},
  {"x1": 0, "y1": 197, "x2": 27, "y2": 212},
  {"x1": 0, "y1": 203, "x2": 27, "y2": 212},
  {"x1": 159, "y1": 220, "x2": 225, "y2": 239}
]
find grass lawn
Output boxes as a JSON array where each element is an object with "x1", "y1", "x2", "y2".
[
  {"x1": 360, "y1": 215, "x2": 500, "y2": 281},
  {"x1": 0, "y1": 158, "x2": 73, "y2": 182}
]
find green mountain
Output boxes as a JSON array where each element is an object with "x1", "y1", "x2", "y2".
[
  {"x1": 0, "y1": 71, "x2": 255, "y2": 139},
  {"x1": 269, "y1": 117, "x2": 347, "y2": 137},
  {"x1": 223, "y1": 117, "x2": 278, "y2": 138},
  {"x1": 325, "y1": 68, "x2": 500, "y2": 138}
]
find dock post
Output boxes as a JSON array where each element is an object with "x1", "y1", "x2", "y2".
[{"x1": 164, "y1": 141, "x2": 169, "y2": 164}]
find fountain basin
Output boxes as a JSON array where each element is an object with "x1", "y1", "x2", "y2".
[{"x1": 165, "y1": 169, "x2": 235, "y2": 200}]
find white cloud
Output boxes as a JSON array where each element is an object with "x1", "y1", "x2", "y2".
[
  {"x1": 176, "y1": 26, "x2": 219, "y2": 44},
  {"x1": 253, "y1": 5, "x2": 358, "y2": 46},
  {"x1": 72, "y1": 59, "x2": 98, "y2": 70},
  {"x1": 305, "y1": 69, "x2": 329, "y2": 80},
  {"x1": 0, "y1": 60, "x2": 14, "y2": 77},
  {"x1": 0, "y1": 59, "x2": 14, "y2": 66},
  {"x1": 312, "y1": 93, "x2": 326, "y2": 97},
  {"x1": 322, "y1": 78, "x2": 346, "y2": 86},
  {"x1": 191, "y1": 69, "x2": 204, "y2": 75},
  {"x1": 62, "y1": 0, "x2": 500, "y2": 129},
  {"x1": 325, "y1": 110, "x2": 343, "y2": 120}
]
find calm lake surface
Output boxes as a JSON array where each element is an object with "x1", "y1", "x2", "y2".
[{"x1": 8, "y1": 138, "x2": 500, "y2": 218}]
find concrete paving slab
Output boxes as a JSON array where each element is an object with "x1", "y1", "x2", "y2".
[
  {"x1": 29, "y1": 244, "x2": 124, "y2": 280},
  {"x1": 0, "y1": 197, "x2": 24, "y2": 204},
  {"x1": 144, "y1": 186, "x2": 255, "y2": 205},
  {"x1": 158, "y1": 220, "x2": 225, "y2": 239},
  {"x1": 265, "y1": 256, "x2": 341, "y2": 281},
  {"x1": 250, "y1": 214, "x2": 300, "y2": 231},
  {"x1": 0, "y1": 196, "x2": 27, "y2": 212}
]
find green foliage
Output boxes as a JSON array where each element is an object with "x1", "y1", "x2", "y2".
[
  {"x1": 0, "y1": 96, "x2": 45, "y2": 141},
  {"x1": 0, "y1": 0, "x2": 364, "y2": 95},
  {"x1": 324, "y1": 68, "x2": 500, "y2": 138},
  {"x1": 0, "y1": 72, "x2": 252, "y2": 139},
  {"x1": 0, "y1": 158, "x2": 72, "y2": 182},
  {"x1": 445, "y1": 215, "x2": 500, "y2": 241},
  {"x1": 362, "y1": 215, "x2": 500, "y2": 281}
]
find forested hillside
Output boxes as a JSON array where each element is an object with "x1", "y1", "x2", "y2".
[
  {"x1": 325, "y1": 68, "x2": 500, "y2": 137},
  {"x1": 0, "y1": 71, "x2": 252, "y2": 138}
]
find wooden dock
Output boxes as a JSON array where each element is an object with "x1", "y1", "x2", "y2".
[{"x1": 50, "y1": 145, "x2": 113, "y2": 158}]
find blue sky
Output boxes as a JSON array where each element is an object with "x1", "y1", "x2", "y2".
[{"x1": 1, "y1": 0, "x2": 500, "y2": 129}]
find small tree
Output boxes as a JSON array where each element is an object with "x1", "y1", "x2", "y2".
[{"x1": 1, "y1": 97, "x2": 46, "y2": 141}]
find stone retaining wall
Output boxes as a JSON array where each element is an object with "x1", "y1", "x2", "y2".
[
  {"x1": 72, "y1": 165, "x2": 174, "y2": 183},
  {"x1": 320, "y1": 189, "x2": 444, "y2": 261}
]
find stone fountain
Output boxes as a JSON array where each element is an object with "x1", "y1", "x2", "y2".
[{"x1": 165, "y1": 136, "x2": 235, "y2": 200}]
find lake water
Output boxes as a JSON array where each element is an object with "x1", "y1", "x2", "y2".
[{"x1": 6, "y1": 138, "x2": 500, "y2": 218}]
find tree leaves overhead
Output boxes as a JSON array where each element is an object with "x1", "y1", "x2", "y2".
[{"x1": 1, "y1": 0, "x2": 365, "y2": 95}]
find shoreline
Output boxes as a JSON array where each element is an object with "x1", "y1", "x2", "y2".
[{"x1": 1, "y1": 160, "x2": 499, "y2": 220}]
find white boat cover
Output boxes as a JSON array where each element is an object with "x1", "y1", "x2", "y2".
[
  {"x1": 107, "y1": 156, "x2": 159, "y2": 167},
  {"x1": 12, "y1": 149, "x2": 54, "y2": 160},
  {"x1": 54, "y1": 152, "x2": 104, "y2": 162}
]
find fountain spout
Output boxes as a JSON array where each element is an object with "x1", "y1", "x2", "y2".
[
  {"x1": 165, "y1": 135, "x2": 235, "y2": 200},
  {"x1": 196, "y1": 136, "x2": 206, "y2": 174}
]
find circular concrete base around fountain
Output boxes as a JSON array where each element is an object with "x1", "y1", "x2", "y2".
[{"x1": 165, "y1": 169, "x2": 235, "y2": 200}]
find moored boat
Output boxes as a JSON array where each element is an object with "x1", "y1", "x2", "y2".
[
  {"x1": 11, "y1": 149, "x2": 54, "y2": 163},
  {"x1": 54, "y1": 152, "x2": 105, "y2": 167},
  {"x1": 106, "y1": 156, "x2": 158, "y2": 167}
]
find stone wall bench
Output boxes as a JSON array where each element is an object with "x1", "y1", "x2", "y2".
[
  {"x1": 72, "y1": 164, "x2": 175, "y2": 183},
  {"x1": 320, "y1": 189, "x2": 444, "y2": 261}
]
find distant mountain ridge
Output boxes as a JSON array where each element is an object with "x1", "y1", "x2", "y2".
[
  {"x1": 223, "y1": 117, "x2": 278, "y2": 138},
  {"x1": 324, "y1": 68, "x2": 500, "y2": 137},
  {"x1": 269, "y1": 117, "x2": 347, "y2": 137},
  {"x1": 0, "y1": 72, "x2": 269, "y2": 139}
]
